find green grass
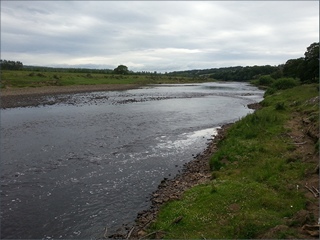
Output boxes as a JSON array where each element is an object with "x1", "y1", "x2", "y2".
[
  {"x1": 0, "y1": 70, "x2": 212, "y2": 88},
  {"x1": 149, "y1": 84, "x2": 319, "y2": 239}
]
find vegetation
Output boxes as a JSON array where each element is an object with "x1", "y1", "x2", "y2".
[
  {"x1": 1, "y1": 42, "x2": 318, "y2": 238},
  {"x1": 170, "y1": 42, "x2": 319, "y2": 84},
  {"x1": 1, "y1": 42, "x2": 318, "y2": 87},
  {"x1": 169, "y1": 65, "x2": 278, "y2": 81},
  {"x1": 283, "y1": 42, "x2": 319, "y2": 83},
  {"x1": 0, "y1": 70, "x2": 214, "y2": 88},
  {"x1": 113, "y1": 64, "x2": 129, "y2": 75},
  {"x1": 146, "y1": 42, "x2": 319, "y2": 238},
  {"x1": 0, "y1": 59, "x2": 23, "y2": 70},
  {"x1": 149, "y1": 83, "x2": 319, "y2": 239}
]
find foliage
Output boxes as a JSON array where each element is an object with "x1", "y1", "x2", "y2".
[
  {"x1": 1, "y1": 42, "x2": 317, "y2": 84},
  {"x1": 283, "y1": 42, "x2": 319, "y2": 83},
  {"x1": 113, "y1": 64, "x2": 129, "y2": 75},
  {"x1": 258, "y1": 75, "x2": 275, "y2": 86},
  {"x1": 0, "y1": 59, "x2": 23, "y2": 70},
  {"x1": 302, "y1": 42, "x2": 319, "y2": 82},
  {"x1": 23, "y1": 65, "x2": 114, "y2": 74},
  {"x1": 283, "y1": 58, "x2": 305, "y2": 78},
  {"x1": 271, "y1": 77, "x2": 300, "y2": 90},
  {"x1": 149, "y1": 84, "x2": 319, "y2": 239},
  {"x1": 0, "y1": 70, "x2": 213, "y2": 88},
  {"x1": 169, "y1": 65, "x2": 279, "y2": 81}
]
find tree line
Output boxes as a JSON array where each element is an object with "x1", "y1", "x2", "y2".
[
  {"x1": 282, "y1": 42, "x2": 319, "y2": 83},
  {"x1": 1, "y1": 42, "x2": 318, "y2": 83},
  {"x1": 168, "y1": 42, "x2": 319, "y2": 83},
  {"x1": 0, "y1": 60, "x2": 23, "y2": 70},
  {"x1": 169, "y1": 65, "x2": 277, "y2": 80}
]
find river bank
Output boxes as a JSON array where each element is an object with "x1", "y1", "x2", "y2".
[
  {"x1": 107, "y1": 123, "x2": 233, "y2": 239},
  {"x1": 1, "y1": 82, "x2": 264, "y2": 239},
  {"x1": 107, "y1": 104, "x2": 261, "y2": 239},
  {"x1": 136, "y1": 84, "x2": 319, "y2": 239},
  {"x1": 0, "y1": 84, "x2": 141, "y2": 108}
]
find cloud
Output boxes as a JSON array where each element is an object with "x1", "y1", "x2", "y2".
[{"x1": 1, "y1": 1, "x2": 318, "y2": 72}]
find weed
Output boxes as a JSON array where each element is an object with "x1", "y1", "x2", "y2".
[{"x1": 275, "y1": 102, "x2": 286, "y2": 110}]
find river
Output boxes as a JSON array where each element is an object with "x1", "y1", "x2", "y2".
[{"x1": 0, "y1": 82, "x2": 263, "y2": 239}]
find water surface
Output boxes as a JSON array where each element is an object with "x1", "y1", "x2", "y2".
[{"x1": 0, "y1": 82, "x2": 264, "y2": 239}]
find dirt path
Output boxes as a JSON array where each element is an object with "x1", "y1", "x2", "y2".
[{"x1": 285, "y1": 111, "x2": 319, "y2": 238}]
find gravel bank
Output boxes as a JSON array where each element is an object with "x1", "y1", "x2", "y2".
[{"x1": 0, "y1": 84, "x2": 141, "y2": 109}]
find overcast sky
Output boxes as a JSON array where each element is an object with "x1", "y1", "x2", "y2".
[{"x1": 1, "y1": 1, "x2": 318, "y2": 72}]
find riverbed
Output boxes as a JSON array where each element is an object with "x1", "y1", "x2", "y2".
[{"x1": 0, "y1": 82, "x2": 264, "y2": 239}]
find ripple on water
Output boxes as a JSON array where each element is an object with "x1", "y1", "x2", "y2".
[{"x1": 0, "y1": 82, "x2": 264, "y2": 238}]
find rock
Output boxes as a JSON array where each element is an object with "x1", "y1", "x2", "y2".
[
  {"x1": 302, "y1": 118, "x2": 311, "y2": 125},
  {"x1": 137, "y1": 230, "x2": 147, "y2": 237},
  {"x1": 153, "y1": 199, "x2": 162, "y2": 204}
]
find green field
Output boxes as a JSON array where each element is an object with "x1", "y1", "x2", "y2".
[
  {"x1": 148, "y1": 83, "x2": 319, "y2": 239},
  {"x1": 0, "y1": 70, "x2": 211, "y2": 88}
]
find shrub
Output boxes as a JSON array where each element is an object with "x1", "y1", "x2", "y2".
[
  {"x1": 271, "y1": 77, "x2": 300, "y2": 90},
  {"x1": 264, "y1": 87, "x2": 276, "y2": 96},
  {"x1": 36, "y1": 73, "x2": 46, "y2": 77},
  {"x1": 275, "y1": 102, "x2": 286, "y2": 111},
  {"x1": 258, "y1": 75, "x2": 275, "y2": 86},
  {"x1": 210, "y1": 158, "x2": 224, "y2": 171},
  {"x1": 53, "y1": 74, "x2": 60, "y2": 80}
]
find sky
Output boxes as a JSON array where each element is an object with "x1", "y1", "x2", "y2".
[{"x1": 1, "y1": 1, "x2": 319, "y2": 73}]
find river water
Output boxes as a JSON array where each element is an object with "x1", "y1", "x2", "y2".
[{"x1": 0, "y1": 82, "x2": 263, "y2": 239}]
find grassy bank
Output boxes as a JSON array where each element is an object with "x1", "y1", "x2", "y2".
[
  {"x1": 0, "y1": 70, "x2": 211, "y2": 88},
  {"x1": 148, "y1": 84, "x2": 319, "y2": 239}
]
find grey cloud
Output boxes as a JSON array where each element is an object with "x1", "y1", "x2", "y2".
[{"x1": 1, "y1": 1, "x2": 318, "y2": 72}]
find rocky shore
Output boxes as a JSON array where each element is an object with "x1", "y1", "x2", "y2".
[{"x1": 107, "y1": 123, "x2": 233, "y2": 239}]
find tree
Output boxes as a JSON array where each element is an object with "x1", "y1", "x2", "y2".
[
  {"x1": 283, "y1": 58, "x2": 305, "y2": 78},
  {"x1": 113, "y1": 65, "x2": 129, "y2": 75},
  {"x1": 302, "y1": 42, "x2": 319, "y2": 83},
  {"x1": 0, "y1": 59, "x2": 23, "y2": 70}
]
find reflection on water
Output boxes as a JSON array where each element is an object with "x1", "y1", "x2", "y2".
[{"x1": 0, "y1": 82, "x2": 264, "y2": 239}]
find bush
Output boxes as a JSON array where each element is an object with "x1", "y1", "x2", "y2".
[
  {"x1": 258, "y1": 75, "x2": 275, "y2": 86},
  {"x1": 275, "y1": 102, "x2": 286, "y2": 111},
  {"x1": 210, "y1": 158, "x2": 224, "y2": 171},
  {"x1": 271, "y1": 77, "x2": 300, "y2": 90},
  {"x1": 264, "y1": 87, "x2": 276, "y2": 96}
]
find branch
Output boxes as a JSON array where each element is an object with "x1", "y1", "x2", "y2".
[
  {"x1": 305, "y1": 184, "x2": 319, "y2": 198},
  {"x1": 126, "y1": 227, "x2": 135, "y2": 239}
]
